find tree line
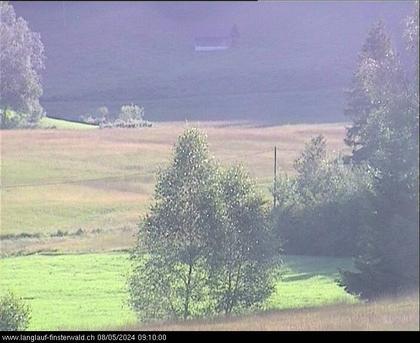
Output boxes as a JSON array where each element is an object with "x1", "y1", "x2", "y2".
[
  {"x1": 273, "y1": 8, "x2": 419, "y2": 298},
  {"x1": 80, "y1": 104, "x2": 152, "y2": 128}
]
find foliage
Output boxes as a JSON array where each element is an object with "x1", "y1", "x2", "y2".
[
  {"x1": 404, "y1": 1, "x2": 419, "y2": 60},
  {"x1": 97, "y1": 106, "x2": 110, "y2": 122},
  {"x1": 118, "y1": 104, "x2": 144, "y2": 122},
  {"x1": 340, "y1": 13, "x2": 419, "y2": 299},
  {"x1": 293, "y1": 135, "x2": 328, "y2": 201},
  {"x1": 128, "y1": 254, "x2": 212, "y2": 322},
  {"x1": 208, "y1": 165, "x2": 278, "y2": 315},
  {"x1": 273, "y1": 135, "x2": 375, "y2": 257},
  {"x1": 80, "y1": 107, "x2": 109, "y2": 125},
  {"x1": 80, "y1": 104, "x2": 152, "y2": 128},
  {"x1": 343, "y1": 20, "x2": 404, "y2": 163},
  {"x1": 129, "y1": 129, "x2": 276, "y2": 322},
  {"x1": 102, "y1": 118, "x2": 152, "y2": 128},
  {"x1": 0, "y1": 1, "x2": 45, "y2": 126},
  {"x1": 0, "y1": 292, "x2": 31, "y2": 331},
  {"x1": 0, "y1": 108, "x2": 23, "y2": 129},
  {"x1": 340, "y1": 215, "x2": 419, "y2": 299},
  {"x1": 129, "y1": 128, "x2": 222, "y2": 321}
]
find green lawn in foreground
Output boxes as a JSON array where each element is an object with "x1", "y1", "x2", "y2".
[
  {"x1": 0, "y1": 253, "x2": 136, "y2": 330},
  {"x1": 0, "y1": 253, "x2": 357, "y2": 330},
  {"x1": 38, "y1": 117, "x2": 97, "y2": 130}
]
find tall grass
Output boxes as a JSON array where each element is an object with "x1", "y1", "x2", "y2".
[
  {"x1": 1, "y1": 122, "x2": 347, "y2": 254},
  {"x1": 118, "y1": 293, "x2": 419, "y2": 331}
]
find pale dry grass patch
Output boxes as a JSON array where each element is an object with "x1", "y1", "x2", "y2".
[
  {"x1": 1, "y1": 121, "x2": 348, "y2": 253},
  {"x1": 1, "y1": 226, "x2": 137, "y2": 256}
]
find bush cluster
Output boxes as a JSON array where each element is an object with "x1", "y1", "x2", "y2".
[
  {"x1": 0, "y1": 292, "x2": 31, "y2": 331},
  {"x1": 273, "y1": 135, "x2": 375, "y2": 257},
  {"x1": 80, "y1": 104, "x2": 152, "y2": 128}
]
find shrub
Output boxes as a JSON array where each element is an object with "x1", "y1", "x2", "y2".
[
  {"x1": 273, "y1": 136, "x2": 375, "y2": 257},
  {"x1": 118, "y1": 104, "x2": 144, "y2": 122},
  {"x1": 80, "y1": 113, "x2": 100, "y2": 125},
  {"x1": 1, "y1": 108, "x2": 25, "y2": 129},
  {"x1": 81, "y1": 104, "x2": 153, "y2": 128},
  {"x1": 0, "y1": 292, "x2": 31, "y2": 331},
  {"x1": 99, "y1": 119, "x2": 152, "y2": 128}
]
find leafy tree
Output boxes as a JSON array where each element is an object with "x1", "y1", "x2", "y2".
[
  {"x1": 129, "y1": 252, "x2": 211, "y2": 322},
  {"x1": 293, "y1": 135, "x2": 327, "y2": 202},
  {"x1": 96, "y1": 106, "x2": 109, "y2": 123},
  {"x1": 119, "y1": 104, "x2": 144, "y2": 122},
  {"x1": 129, "y1": 129, "x2": 278, "y2": 322},
  {"x1": 0, "y1": 1, "x2": 45, "y2": 127},
  {"x1": 340, "y1": 16, "x2": 419, "y2": 299},
  {"x1": 81, "y1": 106, "x2": 110, "y2": 124},
  {"x1": 344, "y1": 20, "x2": 403, "y2": 163},
  {"x1": 129, "y1": 129, "x2": 222, "y2": 321},
  {"x1": 0, "y1": 292, "x2": 31, "y2": 331},
  {"x1": 208, "y1": 165, "x2": 277, "y2": 315}
]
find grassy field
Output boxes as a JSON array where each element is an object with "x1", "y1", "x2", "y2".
[
  {"x1": 1, "y1": 121, "x2": 348, "y2": 254},
  {"x1": 37, "y1": 117, "x2": 97, "y2": 130},
  {"x1": 0, "y1": 253, "x2": 135, "y2": 330},
  {"x1": 0, "y1": 253, "x2": 356, "y2": 330},
  {"x1": 1, "y1": 122, "x2": 418, "y2": 331}
]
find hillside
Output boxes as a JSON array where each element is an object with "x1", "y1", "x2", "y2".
[{"x1": 12, "y1": 1, "x2": 414, "y2": 122}]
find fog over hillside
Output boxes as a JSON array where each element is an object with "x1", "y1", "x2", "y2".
[{"x1": 12, "y1": 1, "x2": 414, "y2": 122}]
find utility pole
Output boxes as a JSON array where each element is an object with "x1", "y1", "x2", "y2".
[{"x1": 273, "y1": 146, "x2": 277, "y2": 208}]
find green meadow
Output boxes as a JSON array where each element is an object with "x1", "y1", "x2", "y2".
[
  {"x1": 0, "y1": 122, "x2": 357, "y2": 329},
  {"x1": 37, "y1": 117, "x2": 98, "y2": 130},
  {"x1": 0, "y1": 253, "x2": 356, "y2": 330}
]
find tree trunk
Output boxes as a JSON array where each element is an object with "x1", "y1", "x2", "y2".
[
  {"x1": 183, "y1": 262, "x2": 193, "y2": 320},
  {"x1": 228, "y1": 262, "x2": 242, "y2": 315},
  {"x1": 225, "y1": 269, "x2": 233, "y2": 316}
]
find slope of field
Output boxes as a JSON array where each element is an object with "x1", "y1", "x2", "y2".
[
  {"x1": 0, "y1": 254, "x2": 356, "y2": 330},
  {"x1": 12, "y1": 1, "x2": 413, "y2": 121},
  {"x1": 127, "y1": 294, "x2": 419, "y2": 331},
  {"x1": 38, "y1": 117, "x2": 97, "y2": 130},
  {"x1": 1, "y1": 122, "x2": 348, "y2": 255}
]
